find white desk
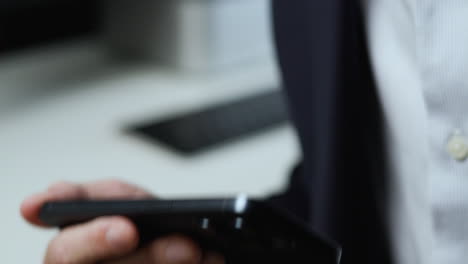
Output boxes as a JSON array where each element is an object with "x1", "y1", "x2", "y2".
[{"x1": 0, "y1": 40, "x2": 300, "y2": 263}]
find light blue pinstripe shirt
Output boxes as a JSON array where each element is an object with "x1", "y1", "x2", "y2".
[{"x1": 363, "y1": 1, "x2": 468, "y2": 263}]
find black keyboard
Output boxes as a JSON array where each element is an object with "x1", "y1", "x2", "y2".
[{"x1": 129, "y1": 89, "x2": 289, "y2": 154}]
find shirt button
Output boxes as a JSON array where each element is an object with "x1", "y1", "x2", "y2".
[{"x1": 447, "y1": 131, "x2": 468, "y2": 161}]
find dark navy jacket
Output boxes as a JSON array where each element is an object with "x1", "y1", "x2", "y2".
[{"x1": 270, "y1": 1, "x2": 394, "y2": 263}]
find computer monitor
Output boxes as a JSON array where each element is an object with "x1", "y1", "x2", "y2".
[
  {"x1": 0, "y1": 0, "x2": 99, "y2": 54},
  {"x1": 0, "y1": 0, "x2": 287, "y2": 154}
]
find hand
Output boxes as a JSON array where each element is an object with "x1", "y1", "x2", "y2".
[{"x1": 21, "y1": 179, "x2": 225, "y2": 264}]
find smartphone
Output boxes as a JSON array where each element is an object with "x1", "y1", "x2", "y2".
[{"x1": 39, "y1": 195, "x2": 341, "y2": 264}]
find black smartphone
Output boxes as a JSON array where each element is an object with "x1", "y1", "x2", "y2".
[{"x1": 39, "y1": 195, "x2": 341, "y2": 264}]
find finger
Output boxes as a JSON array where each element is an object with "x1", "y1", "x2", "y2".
[
  {"x1": 81, "y1": 179, "x2": 153, "y2": 200},
  {"x1": 44, "y1": 216, "x2": 138, "y2": 264},
  {"x1": 21, "y1": 179, "x2": 153, "y2": 226},
  {"x1": 102, "y1": 234, "x2": 203, "y2": 264},
  {"x1": 21, "y1": 182, "x2": 87, "y2": 227}
]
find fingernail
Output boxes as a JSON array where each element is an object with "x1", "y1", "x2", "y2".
[
  {"x1": 165, "y1": 241, "x2": 193, "y2": 263},
  {"x1": 106, "y1": 222, "x2": 128, "y2": 248}
]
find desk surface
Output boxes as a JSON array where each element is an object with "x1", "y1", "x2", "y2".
[{"x1": 0, "y1": 40, "x2": 299, "y2": 262}]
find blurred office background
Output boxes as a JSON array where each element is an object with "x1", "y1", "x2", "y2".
[{"x1": 0, "y1": 0, "x2": 299, "y2": 262}]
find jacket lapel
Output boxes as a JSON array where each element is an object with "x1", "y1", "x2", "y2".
[{"x1": 272, "y1": 0, "x2": 393, "y2": 263}]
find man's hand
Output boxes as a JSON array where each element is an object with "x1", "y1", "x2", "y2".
[{"x1": 20, "y1": 179, "x2": 225, "y2": 264}]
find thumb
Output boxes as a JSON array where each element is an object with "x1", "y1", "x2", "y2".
[{"x1": 44, "y1": 216, "x2": 138, "y2": 264}]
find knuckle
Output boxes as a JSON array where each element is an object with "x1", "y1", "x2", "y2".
[
  {"x1": 105, "y1": 179, "x2": 128, "y2": 190},
  {"x1": 144, "y1": 238, "x2": 170, "y2": 263},
  {"x1": 47, "y1": 181, "x2": 73, "y2": 192},
  {"x1": 155, "y1": 235, "x2": 203, "y2": 263},
  {"x1": 131, "y1": 188, "x2": 152, "y2": 198},
  {"x1": 103, "y1": 179, "x2": 151, "y2": 198},
  {"x1": 47, "y1": 181, "x2": 85, "y2": 198}
]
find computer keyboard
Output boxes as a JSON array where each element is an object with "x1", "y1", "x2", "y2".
[{"x1": 129, "y1": 89, "x2": 290, "y2": 154}]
